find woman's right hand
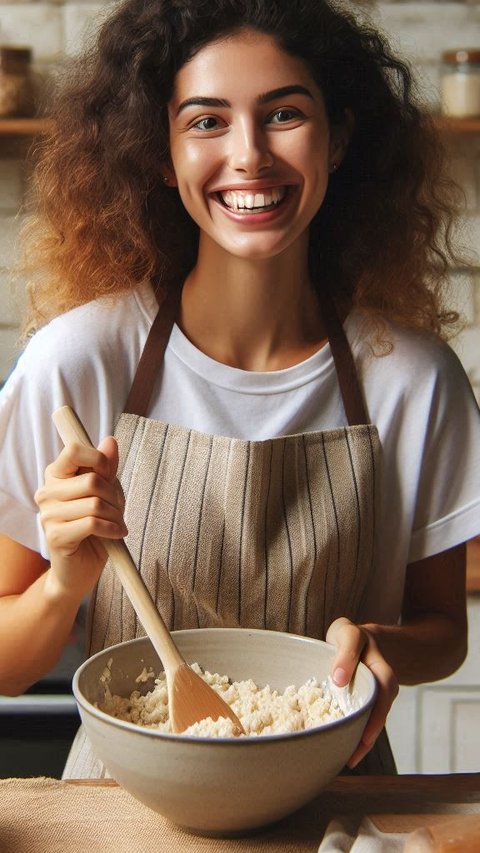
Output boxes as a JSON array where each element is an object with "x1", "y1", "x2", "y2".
[{"x1": 35, "y1": 436, "x2": 127, "y2": 601}]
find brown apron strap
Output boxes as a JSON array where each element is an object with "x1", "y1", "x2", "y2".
[
  {"x1": 124, "y1": 284, "x2": 181, "y2": 417},
  {"x1": 318, "y1": 287, "x2": 369, "y2": 426},
  {"x1": 125, "y1": 282, "x2": 368, "y2": 426}
]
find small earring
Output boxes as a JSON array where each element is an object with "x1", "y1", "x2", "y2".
[
  {"x1": 330, "y1": 163, "x2": 338, "y2": 173},
  {"x1": 162, "y1": 175, "x2": 169, "y2": 184}
]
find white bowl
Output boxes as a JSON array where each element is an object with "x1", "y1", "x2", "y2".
[{"x1": 73, "y1": 628, "x2": 376, "y2": 835}]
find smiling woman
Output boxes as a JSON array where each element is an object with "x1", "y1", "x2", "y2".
[
  {"x1": 166, "y1": 33, "x2": 343, "y2": 267},
  {"x1": 0, "y1": 0, "x2": 479, "y2": 784}
]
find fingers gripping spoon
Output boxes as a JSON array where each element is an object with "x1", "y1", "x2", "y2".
[{"x1": 52, "y1": 405, "x2": 245, "y2": 736}]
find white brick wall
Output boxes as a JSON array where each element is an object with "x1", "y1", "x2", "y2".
[
  {"x1": 372, "y1": 4, "x2": 480, "y2": 406},
  {"x1": 375, "y1": 3, "x2": 480, "y2": 64},
  {"x1": 0, "y1": 324, "x2": 20, "y2": 380},
  {"x1": 63, "y1": 3, "x2": 116, "y2": 56},
  {"x1": 0, "y1": 0, "x2": 479, "y2": 395},
  {"x1": 0, "y1": 159, "x2": 24, "y2": 211},
  {"x1": 0, "y1": 4, "x2": 63, "y2": 63},
  {"x1": 0, "y1": 268, "x2": 25, "y2": 326},
  {"x1": 0, "y1": 213, "x2": 24, "y2": 271}
]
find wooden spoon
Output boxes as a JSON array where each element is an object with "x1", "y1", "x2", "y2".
[{"x1": 52, "y1": 405, "x2": 244, "y2": 737}]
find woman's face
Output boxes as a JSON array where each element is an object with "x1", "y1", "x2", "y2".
[{"x1": 167, "y1": 28, "x2": 343, "y2": 262}]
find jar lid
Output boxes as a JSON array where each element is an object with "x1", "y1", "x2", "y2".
[
  {"x1": 0, "y1": 45, "x2": 32, "y2": 73},
  {"x1": 442, "y1": 48, "x2": 480, "y2": 65}
]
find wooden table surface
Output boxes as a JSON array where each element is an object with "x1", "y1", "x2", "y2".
[
  {"x1": 66, "y1": 773, "x2": 480, "y2": 833},
  {"x1": 66, "y1": 772, "x2": 480, "y2": 794},
  {"x1": 1, "y1": 773, "x2": 479, "y2": 852}
]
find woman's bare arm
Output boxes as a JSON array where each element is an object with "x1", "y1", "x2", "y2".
[
  {"x1": 365, "y1": 543, "x2": 467, "y2": 684},
  {"x1": 0, "y1": 536, "x2": 83, "y2": 695},
  {"x1": 327, "y1": 542, "x2": 467, "y2": 767},
  {"x1": 0, "y1": 435, "x2": 126, "y2": 696}
]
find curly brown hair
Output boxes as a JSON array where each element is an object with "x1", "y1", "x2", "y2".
[{"x1": 21, "y1": 0, "x2": 463, "y2": 340}]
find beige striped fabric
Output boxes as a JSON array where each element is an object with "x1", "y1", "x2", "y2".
[
  {"x1": 63, "y1": 413, "x2": 391, "y2": 780},
  {"x1": 88, "y1": 415, "x2": 380, "y2": 656}
]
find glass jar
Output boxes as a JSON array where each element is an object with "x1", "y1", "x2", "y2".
[
  {"x1": 441, "y1": 49, "x2": 480, "y2": 118},
  {"x1": 0, "y1": 46, "x2": 34, "y2": 118}
]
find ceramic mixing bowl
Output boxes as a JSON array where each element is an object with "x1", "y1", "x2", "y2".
[{"x1": 73, "y1": 628, "x2": 376, "y2": 835}]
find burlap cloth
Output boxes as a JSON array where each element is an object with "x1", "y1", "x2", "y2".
[
  {"x1": 0, "y1": 777, "x2": 395, "y2": 853},
  {"x1": 2, "y1": 777, "x2": 479, "y2": 853},
  {"x1": 1, "y1": 777, "x2": 319, "y2": 853}
]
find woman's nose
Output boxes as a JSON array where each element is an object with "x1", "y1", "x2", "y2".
[{"x1": 228, "y1": 121, "x2": 274, "y2": 174}]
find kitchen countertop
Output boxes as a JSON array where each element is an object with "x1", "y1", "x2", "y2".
[{"x1": 1, "y1": 774, "x2": 479, "y2": 852}]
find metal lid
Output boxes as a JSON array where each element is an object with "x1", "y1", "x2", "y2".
[{"x1": 442, "y1": 48, "x2": 480, "y2": 65}]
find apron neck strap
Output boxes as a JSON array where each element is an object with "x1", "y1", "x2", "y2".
[
  {"x1": 316, "y1": 286, "x2": 368, "y2": 425},
  {"x1": 124, "y1": 283, "x2": 368, "y2": 426},
  {"x1": 124, "y1": 283, "x2": 181, "y2": 417}
]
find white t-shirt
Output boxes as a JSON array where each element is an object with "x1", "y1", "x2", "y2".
[{"x1": 1, "y1": 280, "x2": 479, "y2": 624}]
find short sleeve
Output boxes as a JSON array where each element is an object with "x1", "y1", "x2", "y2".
[
  {"x1": 0, "y1": 337, "x2": 64, "y2": 558},
  {"x1": 0, "y1": 292, "x2": 148, "y2": 559},
  {"x1": 408, "y1": 344, "x2": 480, "y2": 562}
]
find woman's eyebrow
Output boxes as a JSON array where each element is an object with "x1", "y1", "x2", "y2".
[
  {"x1": 175, "y1": 96, "x2": 230, "y2": 116},
  {"x1": 175, "y1": 85, "x2": 313, "y2": 117},
  {"x1": 258, "y1": 85, "x2": 314, "y2": 104}
]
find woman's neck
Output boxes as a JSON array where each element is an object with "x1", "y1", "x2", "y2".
[{"x1": 178, "y1": 236, "x2": 328, "y2": 371}]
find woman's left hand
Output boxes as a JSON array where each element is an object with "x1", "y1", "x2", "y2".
[{"x1": 325, "y1": 616, "x2": 399, "y2": 768}]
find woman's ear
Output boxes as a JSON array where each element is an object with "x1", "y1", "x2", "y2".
[
  {"x1": 161, "y1": 161, "x2": 178, "y2": 187},
  {"x1": 328, "y1": 108, "x2": 354, "y2": 173}
]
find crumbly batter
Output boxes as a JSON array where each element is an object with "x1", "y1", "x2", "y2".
[{"x1": 98, "y1": 662, "x2": 345, "y2": 736}]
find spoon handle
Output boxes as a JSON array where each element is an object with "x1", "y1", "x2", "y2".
[{"x1": 52, "y1": 405, "x2": 184, "y2": 673}]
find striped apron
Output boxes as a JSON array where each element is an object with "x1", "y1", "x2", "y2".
[{"x1": 63, "y1": 286, "x2": 396, "y2": 778}]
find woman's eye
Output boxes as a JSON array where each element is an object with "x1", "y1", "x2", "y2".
[
  {"x1": 192, "y1": 117, "x2": 221, "y2": 131},
  {"x1": 270, "y1": 109, "x2": 301, "y2": 124}
]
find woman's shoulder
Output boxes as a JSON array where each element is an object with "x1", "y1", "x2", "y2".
[
  {"x1": 346, "y1": 310, "x2": 478, "y2": 433},
  {"x1": 18, "y1": 282, "x2": 156, "y2": 377},
  {"x1": 348, "y1": 310, "x2": 468, "y2": 380},
  {"x1": 0, "y1": 282, "x2": 157, "y2": 440}
]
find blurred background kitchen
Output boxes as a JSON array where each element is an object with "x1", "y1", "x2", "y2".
[{"x1": 0, "y1": 0, "x2": 479, "y2": 778}]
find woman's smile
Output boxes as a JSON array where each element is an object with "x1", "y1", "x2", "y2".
[
  {"x1": 168, "y1": 29, "x2": 340, "y2": 261},
  {"x1": 212, "y1": 183, "x2": 298, "y2": 226},
  {"x1": 217, "y1": 185, "x2": 288, "y2": 213}
]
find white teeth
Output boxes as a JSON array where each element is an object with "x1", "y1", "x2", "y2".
[{"x1": 220, "y1": 187, "x2": 287, "y2": 212}]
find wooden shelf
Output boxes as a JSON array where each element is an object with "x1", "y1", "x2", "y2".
[
  {"x1": 435, "y1": 116, "x2": 480, "y2": 134},
  {"x1": 0, "y1": 117, "x2": 52, "y2": 136},
  {"x1": 467, "y1": 537, "x2": 480, "y2": 594}
]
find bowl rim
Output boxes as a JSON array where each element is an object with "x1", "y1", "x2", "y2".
[{"x1": 72, "y1": 627, "x2": 377, "y2": 746}]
